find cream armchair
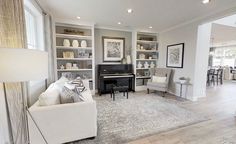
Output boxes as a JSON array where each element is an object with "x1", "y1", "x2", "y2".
[{"x1": 147, "y1": 68, "x2": 172, "y2": 96}]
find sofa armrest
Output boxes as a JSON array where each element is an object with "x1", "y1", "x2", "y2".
[{"x1": 28, "y1": 101, "x2": 97, "y2": 144}]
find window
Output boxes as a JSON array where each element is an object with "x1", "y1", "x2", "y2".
[
  {"x1": 210, "y1": 46, "x2": 236, "y2": 67},
  {"x1": 24, "y1": 0, "x2": 44, "y2": 50}
]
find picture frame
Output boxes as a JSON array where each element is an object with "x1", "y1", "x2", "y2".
[
  {"x1": 102, "y1": 36, "x2": 125, "y2": 62},
  {"x1": 166, "y1": 43, "x2": 184, "y2": 68}
]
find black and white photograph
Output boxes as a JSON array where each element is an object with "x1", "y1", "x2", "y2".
[
  {"x1": 102, "y1": 37, "x2": 125, "y2": 62},
  {"x1": 166, "y1": 43, "x2": 184, "y2": 68}
]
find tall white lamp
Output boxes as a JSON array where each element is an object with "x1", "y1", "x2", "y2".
[{"x1": 0, "y1": 48, "x2": 48, "y2": 144}]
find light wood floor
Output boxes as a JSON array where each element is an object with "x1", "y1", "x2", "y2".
[{"x1": 127, "y1": 81, "x2": 236, "y2": 144}]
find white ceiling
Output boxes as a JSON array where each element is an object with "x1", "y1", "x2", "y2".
[
  {"x1": 38, "y1": 0, "x2": 236, "y2": 32},
  {"x1": 211, "y1": 23, "x2": 236, "y2": 45}
]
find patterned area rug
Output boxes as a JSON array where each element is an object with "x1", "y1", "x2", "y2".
[{"x1": 74, "y1": 92, "x2": 207, "y2": 144}]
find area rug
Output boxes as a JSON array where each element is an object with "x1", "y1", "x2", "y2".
[{"x1": 74, "y1": 92, "x2": 207, "y2": 144}]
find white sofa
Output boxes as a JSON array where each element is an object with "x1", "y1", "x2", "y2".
[{"x1": 28, "y1": 80, "x2": 97, "y2": 144}]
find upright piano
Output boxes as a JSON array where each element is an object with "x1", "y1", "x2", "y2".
[{"x1": 98, "y1": 64, "x2": 135, "y2": 95}]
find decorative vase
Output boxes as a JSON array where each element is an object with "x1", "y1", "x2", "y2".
[
  {"x1": 72, "y1": 40, "x2": 79, "y2": 47},
  {"x1": 144, "y1": 62, "x2": 149, "y2": 69},
  {"x1": 138, "y1": 62, "x2": 142, "y2": 68},
  {"x1": 150, "y1": 62, "x2": 155, "y2": 68},
  {"x1": 122, "y1": 58, "x2": 126, "y2": 64},
  {"x1": 81, "y1": 40, "x2": 87, "y2": 47},
  {"x1": 66, "y1": 63, "x2": 72, "y2": 69},
  {"x1": 126, "y1": 55, "x2": 131, "y2": 64},
  {"x1": 63, "y1": 39, "x2": 70, "y2": 47}
]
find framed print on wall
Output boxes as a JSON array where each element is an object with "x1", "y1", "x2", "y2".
[
  {"x1": 166, "y1": 43, "x2": 184, "y2": 68},
  {"x1": 102, "y1": 36, "x2": 125, "y2": 62}
]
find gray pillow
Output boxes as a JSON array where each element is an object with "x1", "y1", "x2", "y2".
[{"x1": 60, "y1": 87, "x2": 83, "y2": 104}]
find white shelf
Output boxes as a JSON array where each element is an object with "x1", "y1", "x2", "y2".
[
  {"x1": 137, "y1": 40, "x2": 158, "y2": 44},
  {"x1": 56, "y1": 46, "x2": 92, "y2": 50},
  {"x1": 56, "y1": 33, "x2": 92, "y2": 40},
  {"x1": 136, "y1": 59, "x2": 157, "y2": 61},
  {"x1": 57, "y1": 58, "x2": 92, "y2": 60},
  {"x1": 57, "y1": 69, "x2": 92, "y2": 72},
  {"x1": 136, "y1": 50, "x2": 158, "y2": 52}
]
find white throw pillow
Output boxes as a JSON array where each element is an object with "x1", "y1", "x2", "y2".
[
  {"x1": 152, "y1": 76, "x2": 167, "y2": 83},
  {"x1": 54, "y1": 76, "x2": 69, "y2": 90},
  {"x1": 38, "y1": 87, "x2": 60, "y2": 106}
]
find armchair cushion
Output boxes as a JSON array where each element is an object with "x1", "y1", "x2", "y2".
[
  {"x1": 147, "y1": 82, "x2": 167, "y2": 88},
  {"x1": 152, "y1": 76, "x2": 167, "y2": 83}
]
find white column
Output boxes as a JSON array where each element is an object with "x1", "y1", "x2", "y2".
[{"x1": 193, "y1": 23, "x2": 212, "y2": 99}]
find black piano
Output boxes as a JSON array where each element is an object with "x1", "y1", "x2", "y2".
[{"x1": 98, "y1": 64, "x2": 135, "y2": 95}]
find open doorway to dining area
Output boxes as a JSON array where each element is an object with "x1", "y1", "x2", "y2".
[{"x1": 207, "y1": 15, "x2": 236, "y2": 89}]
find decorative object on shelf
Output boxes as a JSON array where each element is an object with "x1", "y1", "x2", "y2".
[
  {"x1": 140, "y1": 46, "x2": 144, "y2": 50},
  {"x1": 102, "y1": 36, "x2": 125, "y2": 62},
  {"x1": 138, "y1": 62, "x2": 143, "y2": 68},
  {"x1": 150, "y1": 62, "x2": 155, "y2": 68},
  {"x1": 84, "y1": 53, "x2": 89, "y2": 58},
  {"x1": 81, "y1": 40, "x2": 87, "y2": 47},
  {"x1": 89, "y1": 53, "x2": 92, "y2": 58},
  {"x1": 152, "y1": 54, "x2": 157, "y2": 59},
  {"x1": 121, "y1": 57, "x2": 126, "y2": 64},
  {"x1": 144, "y1": 70, "x2": 150, "y2": 76},
  {"x1": 149, "y1": 56, "x2": 152, "y2": 60},
  {"x1": 72, "y1": 40, "x2": 79, "y2": 47},
  {"x1": 63, "y1": 51, "x2": 74, "y2": 58},
  {"x1": 63, "y1": 39, "x2": 70, "y2": 47},
  {"x1": 167, "y1": 43, "x2": 184, "y2": 68},
  {"x1": 62, "y1": 72, "x2": 73, "y2": 79},
  {"x1": 72, "y1": 63, "x2": 79, "y2": 69},
  {"x1": 126, "y1": 55, "x2": 131, "y2": 64},
  {"x1": 137, "y1": 44, "x2": 141, "y2": 50},
  {"x1": 78, "y1": 50, "x2": 85, "y2": 58},
  {"x1": 66, "y1": 63, "x2": 72, "y2": 69},
  {"x1": 139, "y1": 53, "x2": 145, "y2": 59},
  {"x1": 136, "y1": 72, "x2": 140, "y2": 76},
  {"x1": 144, "y1": 61, "x2": 149, "y2": 69},
  {"x1": 64, "y1": 29, "x2": 84, "y2": 35},
  {"x1": 60, "y1": 65, "x2": 65, "y2": 70}
]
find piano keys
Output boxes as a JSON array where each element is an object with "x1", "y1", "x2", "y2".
[{"x1": 98, "y1": 64, "x2": 135, "y2": 95}]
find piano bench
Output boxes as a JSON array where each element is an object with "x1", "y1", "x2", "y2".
[{"x1": 111, "y1": 85, "x2": 129, "y2": 101}]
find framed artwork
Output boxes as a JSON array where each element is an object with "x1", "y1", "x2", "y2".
[
  {"x1": 166, "y1": 43, "x2": 184, "y2": 68},
  {"x1": 102, "y1": 36, "x2": 125, "y2": 62}
]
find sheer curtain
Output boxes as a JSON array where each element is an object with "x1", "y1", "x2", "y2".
[
  {"x1": 0, "y1": 0, "x2": 27, "y2": 143},
  {"x1": 44, "y1": 13, "x2": 56, "y2": 85}
]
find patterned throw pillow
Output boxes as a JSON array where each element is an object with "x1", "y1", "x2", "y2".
[{"x1": 60, "y1": 87, "x2": 83, "y2": 104}]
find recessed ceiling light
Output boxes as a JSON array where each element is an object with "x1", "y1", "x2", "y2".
[
  {"x1": 202, "y1": 0, "x2": 211, "y2": 4},
  {"x1": 149, "y1": 26, "x2": 153, "y2": 29},
  {"x1": 118, "y1": 22, "x2": 122, "y2": 25},
  {"x1": 77, "y1": 16, "x2": 81, "y2": 19},
  {"x1": 127, "y1": 9, "x2": 133, "y2": 13}
]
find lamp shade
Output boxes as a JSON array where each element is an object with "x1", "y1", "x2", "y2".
[{"x1": 0, "y1": 48, "x2": 48, "y2": 82}]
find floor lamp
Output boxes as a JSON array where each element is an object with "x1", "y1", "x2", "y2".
[{"x1": 0, "y1": 48, "x2": 48, "y2": 144}]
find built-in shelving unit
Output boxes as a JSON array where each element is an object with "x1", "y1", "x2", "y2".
[
  {"x1": 133, "y1": 31, "x2": 159, "y2": 91},
  {"x1": 54, "y1": 22, "x2": 95, "y2": 93}
]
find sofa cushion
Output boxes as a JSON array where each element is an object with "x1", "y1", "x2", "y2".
[
  {"x1": 152, "y1": 76, "x2": 167, "y2": 83},
  {"x1": 38, "y1": 86, "x2": 60, "y2": 106}
]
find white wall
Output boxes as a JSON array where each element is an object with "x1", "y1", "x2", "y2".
[{"x1": 159, "y1": 23, "x2": 198, "y2": 100}]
